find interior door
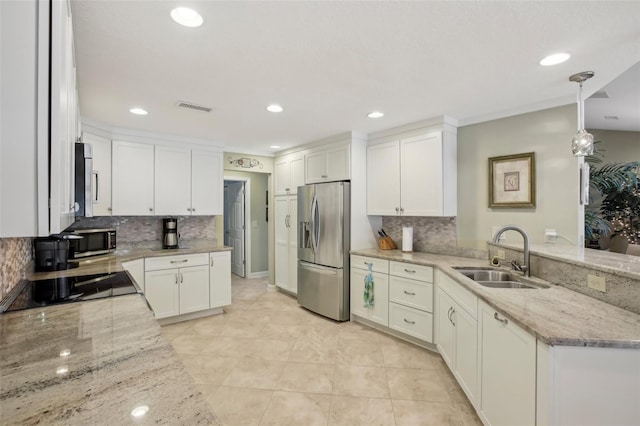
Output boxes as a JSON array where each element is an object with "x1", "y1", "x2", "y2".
[{"x1": 226, "y1": 181, "x2": 245, "y2": 277}]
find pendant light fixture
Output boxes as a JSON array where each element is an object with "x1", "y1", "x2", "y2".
[{"x1": 569, "y1": 71, "x2": 595, "y2": 156}]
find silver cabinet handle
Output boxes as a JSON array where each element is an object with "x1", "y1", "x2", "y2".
[
  {"x1": 192, "y1": 208, "x2": 195, "y2": 212},
  {"x1": 211, "y1": 257, "x2": 214, "y2": 267},
  {"x1": 447, "y1": 307, "x2": 452, "y2": 321},
  {"x1": 400, "y1": 207, "x2": 404, "y2": 214},
  {"x1": 170, "y1": 259, "x2": 189, "y2": 264},
  {"x1": 403, "y1": 290, "x2": 416, "y2": 296},
  {"x1": 175, "y1": 273, "x2": 178, "y2": 284},
  {"x1": 404, "y1": 269, "x2": 416, "y2": 273},
  {"x1": 149, "y1": 208, "x2": 153, "y2": 212},
  {"x1": 180, "y1": 273, "x2": 183, "y2": 283},
  {"x1": 364, "y1": 261, "x2": 372, "y2": 266},
  {"x1": 450, "y1": 308, "x2": 455, "y2": 326},
  {"x1": 321, "y1": 175, "x2": 327, "y2": 178},
  {"x1": 395, "y1": 207, "x2": 399, "y2": 214},
  {"x1": 107, "y1": 207, "x2": 112, "y2": 211},
  {"x1": 403, "y1": 318, "x2": 415, "y2": 325},
  {"x1": 494, "y1": 312, "x2": 508, "y2": 325},
  {"x1": 285, "y1": 187, "x2": 290, "y2": 192}
]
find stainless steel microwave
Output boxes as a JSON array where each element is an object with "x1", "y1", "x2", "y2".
[{"x1": 68, "y1": 228, "x2": 116, "y2": 258}]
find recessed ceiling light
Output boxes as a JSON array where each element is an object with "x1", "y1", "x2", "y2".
[
  {"x1": 131, "y1": 405, "x2": 149, "y2": 418},
  {"x1": 266, "y1": 104, "x2": 283, "y2": 113},
  {"x1": 367, "y1": 111, "x2": 384, "y2": 118},
  {"x1": 270, "y1": 145, "x2": 281, "y2": 149},
  {"x1": 170, "y1": 7, "x2": 203, "y2": 28},
  {"x1": 129, "y1": 107, "x2": 148, "y2": 115},
  {"x1": 539, "y1": 53, "x2": 571, "y2": 66}
]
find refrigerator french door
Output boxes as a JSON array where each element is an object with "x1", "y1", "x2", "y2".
[{"x1": 297, "y1": 181, "x2": 350, "y2": 321}]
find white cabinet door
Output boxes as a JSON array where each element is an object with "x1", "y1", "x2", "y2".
[
  {"x1": 454, "y1": 302, "x2": 478, "y2": 406},
  {"x1": 179, "y1": 265, "x2": 210, "y2": 314},
  {"x1": 369, "y1": 272, "x2": 389, "y2": 326},
  {"x1": 274, "y1": 157, "x2": 291, "y2": 195},
  {"x1": 112, "y1": 141, "x2": 154, "y2": 215},
  {"x1": 436, "y1": 288, "x2": 456, "y2": 370},
  {"x1": 367, "y1": 141, "x2": 400, "y2": 215},
  {"x1": 274, "y1": 196, "x2": 290, "y2": 289},
  {"x1": 154, "y1": 145, "x2": 191, "y2": 216},
  {"x1": 350, "y1": 268, "x2": 370, "y2": 318},
  {"x1": 290, "y1": 155, "x2": 305, "y2": 193},
  {"x1": 210, "y1": 251, "x2": 231, "y2": 308},
  {"x1": 83, "y1": 133, "x2": 112, "y2": 216},
  {"x1": 480, "y1": 300, "x2": 536, "y2": 426},
  {"x1": 192, "y1": 150, "x2": 223, "y2": 215},
  {"x1": 305, "y1": 151, "x2": 326, "y2": 183},
  {"x1": 401, "y1": 134, "x2": 443, "y2": 216},
  {"x1": 326, "y1": 144, "x2": 350, "y2": 181},
  {"x1": 144, "y1": 269, "x2": 180, "y2": 319},
  {"x1": 287, "y1": 196, "x2": 298, "y2": 294},
  {"x1": 122, "y1": 258, "x2": 144, "y2": 293}
]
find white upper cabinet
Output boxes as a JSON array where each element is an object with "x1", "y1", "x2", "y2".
[
  {"x1": 191, "y1": 150, "x2": 223, "y2": 215},
  {"x1": 82, "y1": 133, "x2": 112, "y2": 216},
  {"x1": 275, "y1": 153, "x2": 304, "y2": 196},
  {"x1": 367, "y1": 130, "x2": 457, "y2": 217},
  {"x1": 154, "y1": 145, "x2": 191, "y2": 216},
  {"x1": 112, "y1": 141, "x2": 155, "y2": 216},
  {"x1": 305, "y1": 144, "x2": 350, "y2": 184}
]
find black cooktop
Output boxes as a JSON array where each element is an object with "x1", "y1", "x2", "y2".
[{"x1": 0, "y1": 271, "x2": 140, "y2": 313}]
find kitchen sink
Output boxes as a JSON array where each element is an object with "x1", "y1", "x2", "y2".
[{"x1": 452, "y1": 267, "x2": 548, "y2": 289}]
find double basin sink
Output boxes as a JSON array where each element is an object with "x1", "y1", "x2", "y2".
[{"x1": 453, "y1": 267, "x2": 549, "y2": 289}]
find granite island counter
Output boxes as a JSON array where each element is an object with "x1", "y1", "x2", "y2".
[{"x1": 1, "y1": 244, "x2": 230, "y2": 424}]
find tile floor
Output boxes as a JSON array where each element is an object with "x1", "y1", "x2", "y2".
[{"x1": 161, "y1": 276, "x2": 482, "y2": 426}]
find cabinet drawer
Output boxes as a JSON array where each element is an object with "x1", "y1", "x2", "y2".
[
  {"x1": 145, "y1": 253, "x2": 209, "y2": 271},
  {"x1": 390, "y1": 261, "x2": 433, "y2": 282},
  {"x1": 389, "y1": 302, "x2": 433, "y2": 342},
  {"x1": 389, "y1": 276, "x2": 433, "y2": 312},
  {"x1": 351, "y1": 255, "x2": 389, "y2": 274},
  {"x1": 438, "y1": 271, "x2": 478, "y2": 319}
]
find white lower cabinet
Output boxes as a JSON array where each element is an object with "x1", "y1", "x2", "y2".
[
  {"x1": 144, "y1": 253, "x2": 210, "y2": 319},
  {"x1": 478, "y1": 299, "x2": 536, "y2": 426},
  {"x1": 121, "y1": 258, "x2": 145, "y2": 292},
  {"x1": 350, "y1": 264, "x2": 389, "y2": 326},
  {"x1": 210, "y1": 251, "x2": 232, "y2": 308},
  {"x1": 274, "y1": 195, "x2": 298, "y2": 294},
  {"x1": 436, "y1": 272, "x2": 479, "y2": 407}
]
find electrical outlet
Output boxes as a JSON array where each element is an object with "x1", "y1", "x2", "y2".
[
  {"x1": 545, "y1": 229, "x2": 558, "y2": 244},
  {"x1": 497, "y1": 249, "x2": 505, "y2": 259},
  {"x1": 587, "y1": 274, "x2": 606, "y2": 292}
]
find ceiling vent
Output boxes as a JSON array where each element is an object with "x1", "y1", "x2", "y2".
[
  {"x1": 589, "y1": 91, "x2": 610, "y2": 99},
  {"x1": 176, "y1": 101, "x2": 213, "y2": 113}
]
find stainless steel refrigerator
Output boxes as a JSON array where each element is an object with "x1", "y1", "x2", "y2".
[{"x1": 297, "y1": 181, "x2": 350, "y2": 321}]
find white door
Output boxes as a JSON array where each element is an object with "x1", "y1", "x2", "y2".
[
  {"x1": 210, "y1": 251, "x2": 232, "y2": 308},
  {"x1": 112, "y1": 141, "x2": 154, "y2": 215},
  {"x1": 179, "y1": 265, "x2": 210, "y2": 314},
  {"x1": 367, "y1": 141, "x2": 400, "y2": 215},
  {"x1": 144, "y1": 269, "x2": 180, "y2": 319},
  {"x1": 401, "y1": 133, "x2": 443, "y2": 216},
  {"x1": 286, "y1": 196, "x2": 298, "y2": 293},
  {"x1": 154, "y1": 145, "x2": 191, "y2": 216},
  {"x1": 274, "y1": 196, "x2": 290, "y2": 289},
  {"x1": 305, "y1": 150, "x2": 326, "y2": 183},
  {"x1": 192, "y1": 150, "x2": 223, "y2": 215},
  {"x1": 83, "y1": 133, "x2": 112, "y2": 216},
  {"x1": 436, "y1": 288, "x2": 456, "y2": 371},
  {"x1": 224, "y1": 180, "x2": 245, "y2": 277}
]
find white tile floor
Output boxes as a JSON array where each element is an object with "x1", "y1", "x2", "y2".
[{"x1": 161, "y1": 276, "x2": 482, "y2": 426}]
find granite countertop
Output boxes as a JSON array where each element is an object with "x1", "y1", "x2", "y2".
[
  {"x1": 0, "y1": 294, "x2": 219, "y2": 425},
  {"x1": 351, "y1": 248, "x2": 640, "y2": 349},
  {"x1": 26, "y1": 241, "x2": 232, "y2": 281}
]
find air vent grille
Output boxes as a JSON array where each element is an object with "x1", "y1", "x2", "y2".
[
  {"x1": 176, "y1": 101, "x2": 213, "y2": 113},
  {"x1": 590, "y1": 91, "x2": 610, "y2": 99}
]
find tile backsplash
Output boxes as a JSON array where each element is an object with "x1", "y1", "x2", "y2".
[
  {"x1": 382, "y1": 216, "x2": 486, "y2": 259},
  {"x1": 0, "y1": 238, "x2": 33, "y2": 298},
  {"x1": 68, "y1": 216, "x2": 216, "y2": 248}
]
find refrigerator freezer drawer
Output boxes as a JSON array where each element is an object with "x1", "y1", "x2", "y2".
[{"x1": 297, "y1": 261, "x2": 349, "y2": 321}]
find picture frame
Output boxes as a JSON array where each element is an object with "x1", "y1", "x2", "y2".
[{"x1": 489, "y1": 152, "x2": 536, "y2": 208}]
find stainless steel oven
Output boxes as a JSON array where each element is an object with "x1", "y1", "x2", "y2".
[{"x1": 68, "y1": 228, "x2": 116, "y2": 258}]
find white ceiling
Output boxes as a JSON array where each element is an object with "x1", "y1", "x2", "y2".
[{"x1": 71, "y1": 1, "x2": 640, "y2": 156}]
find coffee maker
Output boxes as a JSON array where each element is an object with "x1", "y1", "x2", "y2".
[{"x1": 162, "y1": 218, "x2": 179, "y2": 249}]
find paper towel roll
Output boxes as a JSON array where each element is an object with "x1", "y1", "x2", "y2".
[{"x1": 402, "y1": 227, "x2": 413, "y2": 252}]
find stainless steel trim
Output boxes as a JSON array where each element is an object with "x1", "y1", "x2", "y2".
[
  {"x1": 299, "y1": 260, "x2": 338, "y2": 275},
  {"x1": 72, "y1": 248, "x2": 115, "y2": 258},
  {"x1": 72, "y1": 228, "x2": 116, "y2": 234},
  {"x1": 93, "y1": 171, "x2": 100, "y2": 203}
]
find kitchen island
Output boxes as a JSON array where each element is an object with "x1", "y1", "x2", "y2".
[{"x1": 0, "y1": 293, "x2": 219, "y2": 425}]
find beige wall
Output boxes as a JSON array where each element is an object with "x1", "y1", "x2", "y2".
[
  {"x1": 457, "y1": 104, "x2": 580, "y2": 249},
  {"x1": 589, "y1": 129, "x2": 640, "y2": 163}
]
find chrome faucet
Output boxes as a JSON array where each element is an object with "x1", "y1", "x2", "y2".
[{"x1": 492, "y1": 225, "x2": 530, "y2": 277}]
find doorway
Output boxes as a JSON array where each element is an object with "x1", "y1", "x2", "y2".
[{"x1": 224, "y1": 179, "x2": 248, "y2": 278}]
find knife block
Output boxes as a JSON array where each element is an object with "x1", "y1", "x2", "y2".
[{"x1": 378, "y1": 236, "x2": 397, "y2": 250}]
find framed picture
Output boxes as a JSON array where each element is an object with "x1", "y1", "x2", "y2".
[{"x1": 489, "y1": 152, "x2": 536, "y2": 208}]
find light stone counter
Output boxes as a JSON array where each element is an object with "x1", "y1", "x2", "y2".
[
  {"x1": 0, "y1": 294, "x2": 219, "y2": 425},
  {"x1": 26, "y1": 242, "x2": 232, "y2": 281},
  {"x1": 351, "y1": 248, "x2": 640, "y2": 349}
]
